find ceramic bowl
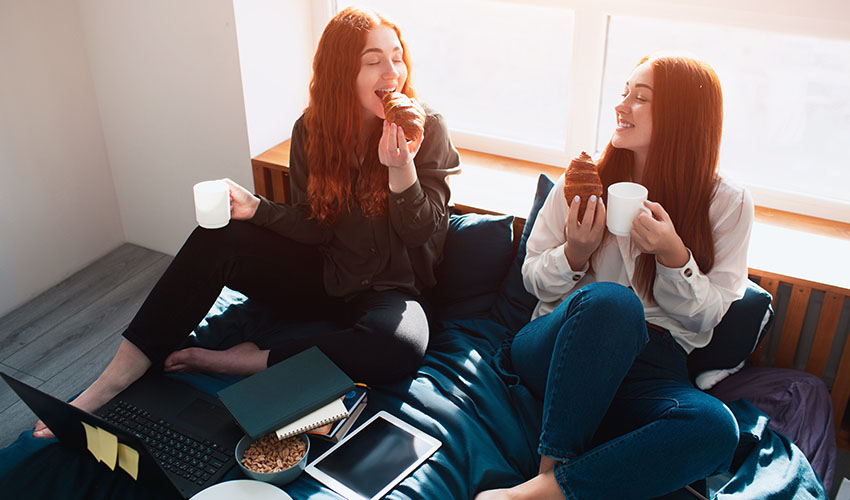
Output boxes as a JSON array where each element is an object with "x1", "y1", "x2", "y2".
[{"x1": 234, "y1": 433, "x2": 309, "y2": 486}]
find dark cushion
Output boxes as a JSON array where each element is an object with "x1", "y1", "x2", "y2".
[
  {"x1": 432, "y1": 212, "x2": 515, "y2": 320},
  {"x1": 490, "y1": 174, "x2": 555, "y2": 332},
  {"x1": 688, "y1": 280, "x2": 774, "y2": 377}
]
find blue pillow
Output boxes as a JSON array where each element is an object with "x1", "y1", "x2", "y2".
[
  {"x1": 432, "y1": 212, "x2": 516, "y2": 320},
  {"x1": 687, "y1": 280, "x2": 774, "y2": 378},
  {"x1": 490, "y1": 174, "x2": 555, "y2": 332}
]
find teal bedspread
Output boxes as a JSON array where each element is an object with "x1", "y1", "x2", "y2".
[
  {"x1": 0, "y1": 205, "x2": 829, "y2": 499},
  {"x1": 0, "y1": 304, "x2": 826, "y2": 499}
]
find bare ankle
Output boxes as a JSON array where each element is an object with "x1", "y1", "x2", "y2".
[
  {"x1": 73, "y1": 339, "x2": 151, "y2": 413},
  {"x1": 539, "y1": 455, "x2": 558, "y2": 474}
]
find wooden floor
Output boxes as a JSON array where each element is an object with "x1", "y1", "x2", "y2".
[{"x1": 0, "y1": 243, "x2": 170, "y2": 447}]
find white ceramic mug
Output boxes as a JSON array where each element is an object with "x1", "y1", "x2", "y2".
[
  {"x1": 606, "y1": 182, "x2": 650, "y2": 236},
  {"x1": 193, "y1": 180, "x2": 231, "y2": 229}
]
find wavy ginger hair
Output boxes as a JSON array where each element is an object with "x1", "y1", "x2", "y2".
[
  {"x1": 597, "y1": 54, "x2": 723, "y2": 299},
  {"x1": 304, "y1": 7, "x2": 415, "y2": 225}
]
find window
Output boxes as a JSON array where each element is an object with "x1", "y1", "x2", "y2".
[
  {"x1": 336, "y1": 0, "x2": 575, "y2": 156},
  {"x1": 599, "y1": 15, "x2": 850, "y2": 217},
  {"x1": 327, "y1": 1, "x2": 850, "y2": 222}
]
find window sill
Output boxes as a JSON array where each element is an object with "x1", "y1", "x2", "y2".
[{"x1": 252, "y1": 140, "x2": 850, "y2": 292}]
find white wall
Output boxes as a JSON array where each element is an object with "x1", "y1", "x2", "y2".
[
  {"x1": 0, "y1": 0, "x2": 124, "y2": 317},
  {"x1": 76, "y1": 0, "x2": 254, "y2": 256},
  {"x1": 0, "y1": 0, "x2": 316, "y2": 316},
  {"x1": 233, "y1": 0, "x2": 314, "y2": 158}
]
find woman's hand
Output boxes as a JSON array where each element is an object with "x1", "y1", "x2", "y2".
[
  {"x1": 380, "y1": 121, "x2": 424, "y2": 193},
  {"x1": 222, "y1": 178, "x2": 260, "y2": 220},
  {"x1": 564, "y1": 195, "x2": 606, "y2": 270},
  {"x1": 378, "y1": 121, "x2": 424, "y2": 169},
  {"x1": 631, "y1": 200, "x2": 689, "y2": 268}
]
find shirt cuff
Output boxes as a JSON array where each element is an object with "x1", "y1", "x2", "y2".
[
  {"x1": 552, "y1": 243, "x2": 588, "y2": 283},
  {"x1": 388, "y1": 179, "x2": 424, "y2": 208},
  {"x1": 656, "y1": 249, "x2": 698, "y2": 280},
  {"x1": 249, "y1": 195, "x2": 274, "y2": 225}
]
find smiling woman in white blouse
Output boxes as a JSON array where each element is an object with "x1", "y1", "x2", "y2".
[{"x1": 477, "y1": 53, "x2": 754, "y2": 500}]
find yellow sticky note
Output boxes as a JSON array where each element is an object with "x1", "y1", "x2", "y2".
[
  {"x1": 117, "y1": 443, "x2": 140, "y2": 480},
  {"x1": 97, "y1": 427, "x2": 118, "y2": 471},
  {"x1": 82, "y1": 421, "x2": 101, "y2": 461}
]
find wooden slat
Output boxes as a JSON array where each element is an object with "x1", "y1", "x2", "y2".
[
  {"x1": 838, "y1": 428, "x2": 850, "y2": 451},
  {"x1": 832, "y1": 334, "x2": 850, "y2": 437},
  {"x1": 774, "y1": 285, "x2": 812, "y2": 368},
  {"x1": 749, "y1": 275, "x2": 779, "y2": 366},
  {"x1": 805, "y1": 292, "x2": 845, "y2": 377},
  {"x1": 271, "y1": 171, "x2": 287, "y2": 203},
  {"x1": 251, "y1": 163, "x2": 269, "y2": 199}
]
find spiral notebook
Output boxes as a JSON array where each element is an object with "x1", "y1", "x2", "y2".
[{"x1": 275, "y1": 397, "x2": 349, "y2": 440}]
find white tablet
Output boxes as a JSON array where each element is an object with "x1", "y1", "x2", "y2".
[{"x1": 305, "y1": 410, "x2": 442, "y2": 500}]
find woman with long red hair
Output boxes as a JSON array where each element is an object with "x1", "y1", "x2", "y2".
[
  {"x1": 33, "y1": 7, "x2": 459, "y2": 439},
  {"x1": 477, "y1": 54, "x2": 753, "y2": 498}
]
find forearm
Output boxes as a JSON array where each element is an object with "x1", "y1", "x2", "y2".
[
  {"x1": 388, "y1": 177, "x2": 449, "y2": 246},
  {"x1": 249, "y1": 196, "x2": 329, "y2": 245},
  {"x1": 388, "y1": 162, "x2": 417, "y2": 193}
]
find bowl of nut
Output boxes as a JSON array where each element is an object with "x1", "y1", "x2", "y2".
[{"x1": 235, "y1": 432, "x2": 310, "y2": 486}]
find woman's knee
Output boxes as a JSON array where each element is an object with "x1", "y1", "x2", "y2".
[
  {"x1": 354, "y1": 298, "x2": 429, "y2": 381},
  {"x1": 559, "y1": 282, "x2": 647, "y2": 350},
  {"x1": 181, "y1": 220, "x2": 251, "y2": 260},
  {"x1": 578, "y1": 282, "x2": 644, "y2": 320},
  {"x1": 690, "y1": 399, "x2": 740, "y2": 473}
]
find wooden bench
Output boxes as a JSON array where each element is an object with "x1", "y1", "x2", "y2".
[{"x1": 252, "y1": 139, "x2": 850, "y2": 448}]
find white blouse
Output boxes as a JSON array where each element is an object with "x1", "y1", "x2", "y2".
[{"x1": 522, "y1": 174, "x2": 754, "y2": 353}]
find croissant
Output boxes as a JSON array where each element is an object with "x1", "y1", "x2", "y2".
[
  {"x1": 563, "y1": 151, "x2": 603, "y2": 220},
  {"x1": 380, "y1": 91, "x2": 425, "y2": 141}
]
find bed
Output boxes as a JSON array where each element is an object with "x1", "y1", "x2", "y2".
[{"x1": 0, "y1": 175, "x2": 832, "y2": 499}]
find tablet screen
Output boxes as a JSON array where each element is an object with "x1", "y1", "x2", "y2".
[{"x1": 307, "y1": 412, "x2": 441, "y2": 500}]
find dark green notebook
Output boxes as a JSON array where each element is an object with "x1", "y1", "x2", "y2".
[{"x1": 217, "y1": 346, "x2": 354, "y2": 439}]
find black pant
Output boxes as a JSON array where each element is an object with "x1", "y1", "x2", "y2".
[{"x1": 123, "y1": 221, "x2": 430, "y2": 384}]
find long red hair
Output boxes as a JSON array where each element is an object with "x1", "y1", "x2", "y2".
[
  {"x1": 597, "y1": 54, "x2": 723, "y2": 299},
  {"x1": 303, "y1": 7, "x2": 416, "y2": 225}
]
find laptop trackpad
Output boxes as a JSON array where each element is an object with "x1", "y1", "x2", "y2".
[{"x1": 177, "y1": 398, "x2": 235, "y2": 435}]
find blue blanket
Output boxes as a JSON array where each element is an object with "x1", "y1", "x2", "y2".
[
  {"x1": 0, "y1": 207, "x2": 828, "y2": 499},
  {"x1": 0, "y1": 300, "x2": 826, "y2": 499}
]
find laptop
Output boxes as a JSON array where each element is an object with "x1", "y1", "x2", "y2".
[{"x1": 1, "y1": 370, "x2": 244, "y2": 499}]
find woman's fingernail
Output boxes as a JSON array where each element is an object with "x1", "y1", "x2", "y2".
[
  {"x1": 573, "y1": 196, "x2": 580, "y2": 203},
  {"x1": 590, "y1": 195, "x2": 597, "y2": 202}
]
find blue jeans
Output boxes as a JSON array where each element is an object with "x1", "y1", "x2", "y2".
[{"x1": 510, "y1": 282, "x2": 739, "y2": 499}]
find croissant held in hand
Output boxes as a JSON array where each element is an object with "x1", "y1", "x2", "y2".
[
  {"x1": 379, "y1": 91, "x2": 425, "y2": 142},
  {"x1": 563, "y1": 151, "x2": 603, "y2": 220}
]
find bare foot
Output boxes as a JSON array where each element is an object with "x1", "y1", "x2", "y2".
[
  {"x1": 477, "y1": 472, "x2": 565, "y2": 500},
  {"x1": 33, "y1": 419, "x2": 54, "y2": 439},
  {"x1": 475, "y1": 488, "x2": 515, "y2": 500},
  {"x1": 539, "y1": 455, "x2": 558, "y2": 474},
  {"x1": 163, "y1": 342, "x2": 269, "y2": 376},
  {"x1": 34, "y1": 339, "x2": 151, "y2": 439}
]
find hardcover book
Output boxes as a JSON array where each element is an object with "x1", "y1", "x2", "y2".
[{"x1": 217, "y1": 346, "x2": 354, "y2": 439}]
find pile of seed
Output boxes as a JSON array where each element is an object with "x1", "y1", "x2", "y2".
[{"x1": 241, "y1": 433, "x2": 307, "y2": 473}]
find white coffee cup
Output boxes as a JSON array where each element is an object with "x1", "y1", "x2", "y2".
[
  {"x1": 193, "y1": 180, "x2": 231, "y2": 229},
  {"x1": 606, "y1": 182, "x2": 650, "y2": 236}
]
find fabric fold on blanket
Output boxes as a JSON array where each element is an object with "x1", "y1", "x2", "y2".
[{"x1": 0, "y1": 291, "x2": 831, "y2": 500}]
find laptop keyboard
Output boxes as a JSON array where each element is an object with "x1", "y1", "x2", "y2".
[{"x1": 100, "y1": 400, "x2": 231, "y2": 486}]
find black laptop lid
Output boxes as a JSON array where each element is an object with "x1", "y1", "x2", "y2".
[{"x1": 1, "y1": 371, "x2": 183, "y2": 499}]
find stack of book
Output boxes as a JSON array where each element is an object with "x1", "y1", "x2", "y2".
[
  {"x1": 304, "y1": 385, "x2": 368, "y2": 442},
  {"x1": 217, "y1": 346, "x2": 358, "y2": 440}
]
